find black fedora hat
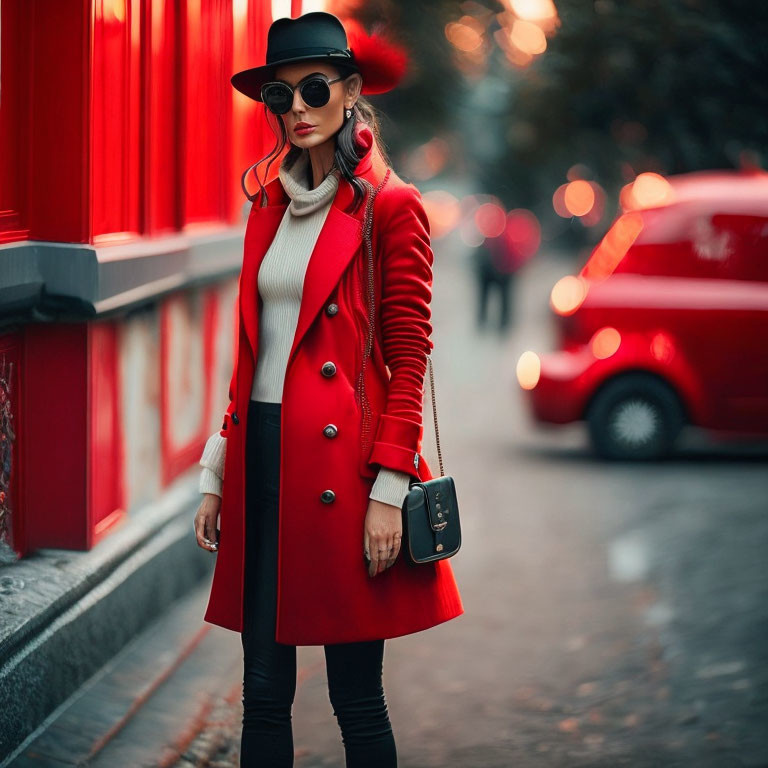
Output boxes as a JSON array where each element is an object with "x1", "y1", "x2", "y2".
[{"x1": 231, "y1": 11, "x2": 408, "y2": 102}]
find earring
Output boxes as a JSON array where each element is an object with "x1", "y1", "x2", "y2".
[{"x1": 345, "y1": 108, "x2": 352, "y2": 119}]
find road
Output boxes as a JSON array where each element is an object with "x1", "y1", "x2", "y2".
[
  {"x1": 12, "y1": 236, "x2": 767, "y2": 768},
  {"x1": 189, "y1": 237, "x2": 767, "y2": 767}
]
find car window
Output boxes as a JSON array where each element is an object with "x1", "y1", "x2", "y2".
[
  {"x1": 613, "y1": 206, "x2": 698, "y2": 278},
  {"x1": 707, "y1": 213, "x2": 768, "y2": 282},
  {"x1": 610, "y1": 205, "x2": 768, "y2": 282}
]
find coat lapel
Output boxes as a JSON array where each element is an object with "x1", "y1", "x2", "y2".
[
  {"x1": 239, "y1": 201, "x2": 285, "y2": 371},
  {"x1": 287, "y1": 199, "x2": 362, "y2": 368},
  {"x1": 239, "y1": 123, "x2": 384, "y2": 373}
]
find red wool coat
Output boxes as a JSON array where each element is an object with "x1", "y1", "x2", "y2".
[{"x1": 203, "y1": 122, "x2": 464, "y2": 645}]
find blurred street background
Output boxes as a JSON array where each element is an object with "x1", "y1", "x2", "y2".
[{"x1": 2, "y1": 0, "x2": 767, "y2": 766}]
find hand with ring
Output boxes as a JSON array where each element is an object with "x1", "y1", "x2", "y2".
[
  {"x1": 363, "y1": 498, "x2": 402, "y2": 577},
  {"x1": 193, "y1": 494, "x2": 221, "y2": 552}
]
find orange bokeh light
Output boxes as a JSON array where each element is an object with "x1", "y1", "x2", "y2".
[
  {"x1": 590, "y1": 327, "x2": 621, "y2": 359},
  {"x1": 445, "y1": 17, "x2": 485, "y2": 52},
  {"x1": 622, "y1": 172, "x2": 675, "y2": 210},
  {"x1": 550, "y1": 275, "x2": 588, "y2": 316},
  {"x1": 510, "y1": 0, "x2": 557, "y2": 21},
  {"x1": 516, "y1": 351, "x2": 541, "y2": 390},
  {"x1": 563, "y1": 180, "x2": 596, "y2": 217},
  {"x1": 580, "y1": 211, "x2": 644, "y2": 281},
  {"x1": 633, "y1": 172, "x2": 673, "y2": 207},
  {"x1": 510, "y1": 20, "x2": 547, "y2": 55}
]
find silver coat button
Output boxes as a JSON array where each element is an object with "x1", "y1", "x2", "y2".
[
  {"x1": 323, "y1": 424, "x2": 338, "y2": 438},
  {"x1": 326, "y1": 302, "x2": 339, "y2": 316},
  {"x1": 321, "y1": 361, "x2": 337, "y2": 377},
  {"x1": 320, "y1": 489, "x2": 336, "y2": 503}
]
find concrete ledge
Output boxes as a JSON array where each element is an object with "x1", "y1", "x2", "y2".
[
  {"x1": 0, "y1": 224, "x2": 245, "y2": 326},
  {"x1": 0, "y1": 470, "x2": 214, "y2": 763}
]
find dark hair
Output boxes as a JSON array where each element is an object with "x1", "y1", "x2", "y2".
[{"x1": 242, "y1": 67, "x2": 390, "y2": 214}]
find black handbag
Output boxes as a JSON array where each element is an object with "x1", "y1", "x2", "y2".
[
  {"x1": 360, "y1": 173, "x2": 462, "y2": 566},
  {"x1": 400, "y1": 355, "x2": 462, "y2": 564}
]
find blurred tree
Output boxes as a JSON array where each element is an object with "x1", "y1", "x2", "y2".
[
  {"x1": 341, "y1": 0, "x2": 767, "y2": 241},
  {"x1": 514, "y1": 0, "x2": 768, "y2": 203},
  {"x1": 336, "y1": 0, "x2": 463, "y2": 164}
]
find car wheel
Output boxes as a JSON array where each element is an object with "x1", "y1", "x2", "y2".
[{"x1": 586, "y1": 373, "x2": 684, "y2": 460}]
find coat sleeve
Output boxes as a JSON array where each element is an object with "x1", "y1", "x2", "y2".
[{"x1": 365, "y1": 182, "x2": 434, "y2": 479}]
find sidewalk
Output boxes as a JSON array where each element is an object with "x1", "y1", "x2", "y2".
[
  {"x1": 5, "y1": 582, "x2": 240, "y2": 767},
  {"x1": 0, "y1": 470, "x2": 212, "y2": 765}
]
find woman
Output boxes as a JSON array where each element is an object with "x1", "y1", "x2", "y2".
[{"x1": 192, "y1": 11, "x2": 463, "y2": 767}]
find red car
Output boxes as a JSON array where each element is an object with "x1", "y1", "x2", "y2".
[{"x1": 518, "y1": 169, "x2": 768, "y2": 459}]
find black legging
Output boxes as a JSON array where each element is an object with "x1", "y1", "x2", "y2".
[{"x1": 240, "y1": 399, "x2": 397, "y2": 767}]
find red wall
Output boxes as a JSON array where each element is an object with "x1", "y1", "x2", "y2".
[
  {"x1": 0, "y1": 0, "x2": 274, "y2": 247},
  {"x1": 0, "y1": 0, "x2": 279, "y2": 554}
]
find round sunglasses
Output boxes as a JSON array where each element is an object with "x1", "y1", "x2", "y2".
[{"x1": 261, "y1": 74, "x2": 346, "y2": 115}]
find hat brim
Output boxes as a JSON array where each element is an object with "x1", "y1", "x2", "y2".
[{"x1": 231, "y1": 54, "x2": 361, "y2": 102}]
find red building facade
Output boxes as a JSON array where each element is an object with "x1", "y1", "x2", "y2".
[{"x1": 0, "y1": 0, "x2": 294, "y2": 558}]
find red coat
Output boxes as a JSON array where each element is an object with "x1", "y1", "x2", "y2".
[{"x1": 203, "y1": 122, "x2": 464, "y2": 644}]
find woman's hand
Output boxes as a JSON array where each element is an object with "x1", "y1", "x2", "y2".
[
  {"x1": 363, "y1": 498, "x2": 403, "y2": 577},
  {"x1": 194, "y1": 494, "x2": 221, "y2": 552}
]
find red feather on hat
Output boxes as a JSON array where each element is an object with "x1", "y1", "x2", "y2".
[{"x1": 343, "y1": 18, "x2": 409, "y2": 94}]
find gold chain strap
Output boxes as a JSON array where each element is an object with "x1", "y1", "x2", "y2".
[
  {"x1": 358, "y1": 172, "x2": 390, "y2": 457},
  {"x1": 360, "y1": 174, "x2": 445, "y2": 478},
  {"x1": 425, "y1": 354, "x2": 444, "y2": 477}
]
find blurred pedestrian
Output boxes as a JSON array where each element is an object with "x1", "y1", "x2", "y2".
[
  {"x1": 193, "y1": 12, "x2": 463, "y2": 768},
  {"x1": 472, "y1": 233, "x2": 519, "y2": 333}
]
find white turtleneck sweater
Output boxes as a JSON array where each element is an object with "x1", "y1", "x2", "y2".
[{"x1": 198, "y1": 149, "x2": 412, "y2": 509}]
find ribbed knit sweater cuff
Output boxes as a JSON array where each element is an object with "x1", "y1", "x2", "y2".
[
  {"x1": 199, "y1": 432, "x2": 227, "y2": 495},
  {"x1": 199, "y1": 468, "x2": 223, "y2": 497},
  {"x1": 369, "y1": 468, "x2": 413, "y2": 509}
]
